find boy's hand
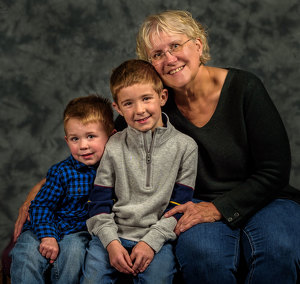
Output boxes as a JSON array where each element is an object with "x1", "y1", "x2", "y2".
[
  {"x1": 39, "y1": 237, "x2": 59, "y2": 264},
  {"x1": 107, "y1": 240, "x2": 134, "y2": 274},
  {"x1": 130, "y1": 241, "x2": 154, "y2": 274}
]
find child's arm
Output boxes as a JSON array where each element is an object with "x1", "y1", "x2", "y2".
[
  {"x1": 140, "y1": 142, "x2": 198, "y2": 253},
  {"x1": 14, "y1": 178, "x2": 46, "y2": 241},
  {"x1": 86, "y1": 148, "x2": 120, "y2": 248},
  {"x1": 30, "y1": 168, "x2": 65, "y2": 241},
  {"x1": 39, "y1": 237, "x2": 59, "y2": 264},
  {"x1": 106, "y1": 240, "x2": 134, "y2": 274}
]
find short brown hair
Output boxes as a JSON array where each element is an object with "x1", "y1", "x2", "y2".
[
  {"x1": 136, "y1": 10, "x2": 211, "y2": 65},
  {"x1": 110, "y1": 59, "x2": 164, "y2": 103},
  {"x1": 63, "y1": 95, "x2": 114, "y2": 135}
]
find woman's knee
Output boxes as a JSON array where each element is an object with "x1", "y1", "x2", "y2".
[
  {"x1": 176, "y1": 222, "x2": 240, "y2": 281},
  {"x1": 243, "y1": 199, "x2": 300, "y2": 262}
]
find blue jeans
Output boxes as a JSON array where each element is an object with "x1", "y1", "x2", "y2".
[
  {"x1": 175, "y1": 199, "x2": 300, "y2": 284},
  {"x1": 10, "y1": 230, "x2": 90, "y2": 284},
  {"x1": 81, "y1": 236, "x2": 177, "y2": 284}
]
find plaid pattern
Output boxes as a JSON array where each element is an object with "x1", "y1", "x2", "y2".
[{"x1": 23, "y1": 155, "x2": 97, "y2": 241}]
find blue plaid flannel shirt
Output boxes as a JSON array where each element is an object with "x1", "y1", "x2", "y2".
[{"x1": 23, "y1": 155, "x2": 97, "y2": 241}]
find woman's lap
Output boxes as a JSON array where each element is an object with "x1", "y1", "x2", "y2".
[
  {"x1": 176, "y1": 218, "x2": 240, "y2": 284},
  {"x1": 241, "y1": 199, "x2": 300, "y2": 283},
  {"x1": 176, "y1": 199, "x2": 300, "y2": 284}
]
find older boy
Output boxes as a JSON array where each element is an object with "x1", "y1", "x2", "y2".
[
  {"x1": 11, "y1": 95, "x2": 114, "y2": 284},
  {"x1": 82, "y1": 60, "x2": 198, "y2": 284}
]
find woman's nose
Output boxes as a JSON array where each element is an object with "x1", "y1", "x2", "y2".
[{"x1": 164, "y1": 50, "x2": 177, "y2": 63}]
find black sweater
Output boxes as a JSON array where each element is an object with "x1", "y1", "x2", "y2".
[{"x1": 115, "y1": 68, "x2": 300, "y2": 228}]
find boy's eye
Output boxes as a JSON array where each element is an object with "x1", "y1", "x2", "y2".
[
  {"x1": 143, "y1": 97, "x2": 151, "y2": 101},
  {"x1": 123, "y1": 102, "x2": 132, "y2": 107},
  {"x1": 88, "y1": 135, "x2": 94, "y2": 139},
  {"x1": 71, "y1": 137, "x2": 78, "y2": 142}
]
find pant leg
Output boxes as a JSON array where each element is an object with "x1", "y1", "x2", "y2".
[
  {"x1": 10, "y1": 230, "x2": 49, "y2": 284},
  {"x1": 175, "y1": 220, "x2": 241, "y2": 284},
  {"x1": 51, "y1": 231, "x2": 90, "y2": 284},
  {"x1": 241, "y1": 199, "x2": 300, "y2": 284},
  {"x1": 81, "y1": 236, "x2": 118, "y2": 284},
  {"x1": 133, "y1": 241, "x2": 177, "y2": 284}
]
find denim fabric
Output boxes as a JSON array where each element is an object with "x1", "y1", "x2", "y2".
[
  {"x1": 81, "y1": 236, "x2": 177, "y2": 284},
  {"x1": 10, "y1": 230, "x2": 90, "y2": 284},
  {"x1": 175, "y1": 199, "x2": 300, "y2": 284}
]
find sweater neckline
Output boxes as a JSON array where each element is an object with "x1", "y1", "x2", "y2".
[{"x1": 168, "y1": 67, "x2": 235, "y2": 130}]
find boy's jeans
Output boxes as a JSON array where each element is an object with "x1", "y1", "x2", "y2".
[
  {"x1": 81, "y1": 236, "x2": 177, "y2": 284},
  {"x1": 11, "y1": 230, "x2": 90, "y2": 284},
  {"x1": 175, "y1": 198, "x2": 300, "y2": 284}
]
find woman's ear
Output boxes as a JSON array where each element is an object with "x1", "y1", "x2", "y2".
[
  {"x1": 112, "y1": 102, "x2": 123, "y2": 116},
  {"x1": 160, "y1": 89, "x2": 168, "y2": 107},
  {"x1": 195, "y1": 38, "x2": 203, "y2": 54}
]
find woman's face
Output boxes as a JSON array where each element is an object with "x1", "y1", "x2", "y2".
[{"x1": 148, "y1": 32, "x2": 203, "y2": 90}]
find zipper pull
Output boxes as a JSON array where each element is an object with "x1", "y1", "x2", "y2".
[{"x1": 146, "y1": 152, "x2": 151, "y2": 164}]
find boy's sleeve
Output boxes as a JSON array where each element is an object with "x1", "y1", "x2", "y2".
[
  {"x1": 29, "y1": 167, "x2": 64, "y2": 240},
  {"x1": 86, "y1": 148, "x2": 119, "y2": 248},
  {"x1": 141, "y1": 141, "x2": 198, "y2": 252}
]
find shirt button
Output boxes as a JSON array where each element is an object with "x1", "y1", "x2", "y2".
[
  {"x1": 234, "y1": 212, "x2": 239, "y2": 217},
  {"x1": 78, "y1": 188, "x2": 81, "y2": 193},
  {"x1": 228, "y1": 217, "x2": 233, "y2": 222}
]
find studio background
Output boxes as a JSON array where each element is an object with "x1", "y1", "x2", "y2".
[{"x1": 0, "y1": 0, "x2": 299, "y2": 253}]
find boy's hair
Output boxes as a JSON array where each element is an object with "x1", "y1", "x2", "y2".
[
  {"x1": 110, "y1": 59, "x2": 164, "y2": 103},
  {"x1": 136, "y1": 10, "x2": 211, "y2": 65},
  {"x1": 63, "y1": 95, "x2": 114, "y2": 135}
]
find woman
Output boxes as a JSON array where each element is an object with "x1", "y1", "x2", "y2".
[
  {"x1": 116, "y1": 10, "x2": 300, "y2": 283},
  {"x1": 14, "y1": 10, "x2": 300, "y2": 284}
]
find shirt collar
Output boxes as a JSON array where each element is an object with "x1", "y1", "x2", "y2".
[{"x1": 69, "y1": 155, "x2": 98, "y2": 171}]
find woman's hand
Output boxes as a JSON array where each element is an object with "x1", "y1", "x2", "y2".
[
  {"x1": 13, "y1": 178, "x2": 46, "y2": 242},
  {"x1": 164, "y1": 201, "x2": 222, "y2": 235},
  {"x1": 13, "y1": 201, "x2": 31, "y2": 242}
]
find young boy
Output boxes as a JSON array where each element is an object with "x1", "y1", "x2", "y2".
[
  {"x1": 10, "y1": 95, "x2": 114, "y2": 284},
  {"x1": 82, "y1": 59, "x2": 198, "y2": 284}
]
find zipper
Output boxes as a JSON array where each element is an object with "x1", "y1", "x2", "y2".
[{"x1": 144, "y1": 131, "x2": 156, "y2": 187}]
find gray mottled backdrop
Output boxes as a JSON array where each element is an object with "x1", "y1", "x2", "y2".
[{"x1": 0, "y1": 0, "x2": 299, "y2": 252}]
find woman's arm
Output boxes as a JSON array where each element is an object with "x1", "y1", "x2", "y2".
[
  {"x1": 165, "y1": 70, "x2": 292, "y2": 230},
  {"x1": 13, "y1": 178, "x2": 46, "y2": 241},
  {"x1": 212, "y1": 72, "x2": 291, "y2": 228}
]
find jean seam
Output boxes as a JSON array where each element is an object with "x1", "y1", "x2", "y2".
[
  {"x1": 242, "y1": 228, "x2": 255, "y2": 284},
  {"x1": 52, "y1": 262, "x2": 59, "y2": 282},
  {"x1": 233, "y1": 231, "x2": 240, "y2": 273}
]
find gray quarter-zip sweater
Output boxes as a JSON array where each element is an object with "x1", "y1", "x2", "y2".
[{"x1": 87, "y1": 114, "x2": 198, "y2": 252}]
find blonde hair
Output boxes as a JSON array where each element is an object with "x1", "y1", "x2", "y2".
[
  {"x1": 110, "y1": 59, "x2": 164, "y2": 103},
  {"x1": 63, "y1": 95, "x2": 114, "y2": 135},
  {"x1": 136, "y1": 10, "x2": 211, "y2": 64}
]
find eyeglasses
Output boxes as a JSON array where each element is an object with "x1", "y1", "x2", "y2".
[{"x1": 148, "y1": 39, "x2": 193, "y2": 64}]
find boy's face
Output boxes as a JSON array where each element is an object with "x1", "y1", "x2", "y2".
[
  {"x1": 112, "y1": 83, "x2": 168, "y2": 132},
  {"x1": 64, "y1": 118, "x2": 109, "y2": 166}
]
